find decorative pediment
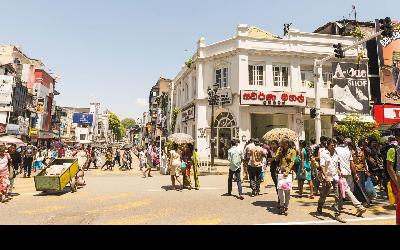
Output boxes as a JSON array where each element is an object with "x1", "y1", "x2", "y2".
[{"x1": 248, "y1": 27, "x2": 279, "y2": 40}]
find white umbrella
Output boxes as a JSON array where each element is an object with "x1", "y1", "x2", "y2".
[
  {"x1": 262, "y1": 128, "x2": 298, "y2": 142},
  {"x1": 167, "y1": 133, "x2": 194, "y2": 144},
  {"x1": 0, "y1": 135, "x2": 26, "y2": 146}
]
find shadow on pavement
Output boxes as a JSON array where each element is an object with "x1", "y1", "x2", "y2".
[{"x1": 252, "y1": 200, "x2": 281, "y2": 215}]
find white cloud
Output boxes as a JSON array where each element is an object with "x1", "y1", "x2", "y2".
[{"x1": 135, "y1": 98, "x2": 148, "y2": 108}]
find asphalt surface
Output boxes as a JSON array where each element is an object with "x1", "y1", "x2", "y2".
[{"x1": 0, "y1": 155, "x2": 396, "y2": 225}]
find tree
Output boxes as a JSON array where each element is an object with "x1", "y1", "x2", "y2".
[
  {"x1": 334, "y1": 114, "x2": 381, "y2": 143},
  {"x1": 109, "y1": 112, "x2": 123, "y2": 141},
  {"x1": 121, "y1": 118, "x2": 136, "y2": 130},
  {"x1": 171, "y1": 107, "x2": 181, "y2": 133}
]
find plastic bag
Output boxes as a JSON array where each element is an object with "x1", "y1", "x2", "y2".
[
  {"x1": 338, "y1": 177, "x2": 348, "y2": 199},
  {"x1": 364, "y1": 177, "x2": 377, "y2": 198},
  {"x1": 277, "y1": 174, "x2": 293, "y2": 190}
]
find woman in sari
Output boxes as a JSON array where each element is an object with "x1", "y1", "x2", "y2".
[
  {"x1": 0, "y1": 146, "x2": 11, "y2": 203},
  {"x1": 191, "y1": 146, "x2": 200, "y2": 190}
]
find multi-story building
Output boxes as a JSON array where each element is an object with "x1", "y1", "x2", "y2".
[
  {"x1": 170, "y1": 24, "x2": 365, "y2": 159},
  {"x1": 145, "y1": 78, "x2": 171, "y2": 145},
  {"x1": 0, "y1": 45, "x2": 57, "y2": 144}
]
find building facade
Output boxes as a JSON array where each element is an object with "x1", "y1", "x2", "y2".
[{"x1": 170, "y1": 25, "x2": 364, "y2": 159}]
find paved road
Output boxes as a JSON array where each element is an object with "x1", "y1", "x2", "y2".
[{"x1": 0, "y1": 156, "x2": 396, "y2": 225}]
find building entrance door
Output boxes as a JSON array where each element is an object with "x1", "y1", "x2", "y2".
[{"x1": 212, "y1": 112, "x2": 237, "y2": 160}]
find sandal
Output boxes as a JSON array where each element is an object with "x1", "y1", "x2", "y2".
[{"x1": 309, "y1": 195, "x2": 314, "y2": 199}]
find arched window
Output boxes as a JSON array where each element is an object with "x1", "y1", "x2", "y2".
[{"x1": 213, "y1": 112, "x2": 236, "y2": 128}]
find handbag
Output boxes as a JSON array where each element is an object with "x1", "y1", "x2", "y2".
[{"x1": 277, "y1": 174, "x2": 293, "y2": 190}]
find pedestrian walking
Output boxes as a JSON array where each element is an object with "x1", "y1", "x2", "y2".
[
  {"x1": 227, "y1": 140, "x2": 244, "y2": 200},
  {"x1": 8, "y1": 144, "x2": 21, "y2": 193},
  {"x1": 349, "y1": 140, "x2": 371, "y2": 205},
  {"x1": 182, "y1": 144, "x2": 193, "y2": 190},
  {"x1": 317, "y1": 138, "x2": 346, "y2": 223},
  {"x1": 143, "y1": 148, "x2": 153, "y2": 178},
  {"x1": 0, "y1": 146, "x2": 11, "y2": 203},
  {"x1": 139, "y1": 148, "x2": 147, "y2": 171},
  {"x1": 335, "y1": 136, "x2": 367, "y2": 217},
  {"x1": 248, "y1": 139, "x2": 264, "y2": 197},
  {"x1": 385, "y1": 131, "x2": 400, "y2": 225},
  {"x1": 275, "y1": 138, "x2": 296, "y2": 215},
  {"x1": 269, "y1": 140, "x2": 280, "y2": 195},
  {"x1": 114, "y1": 149, "x2": 121, "y2": 167},
  {"x1": 168, "y1": 145, "x2": 183, "y2": 191},
  {"x1": 102, "y1": 147, "x2": 114, "y2": 171},
  {"x1": 191, "y1": 147, "x2": 200, "y2": 190},
  {"x1": 243, "y1": 139, "x2": 254, "y2": 181},
  {"x1": 23, "y1": 146, "x2": 34, "y2": 178},
  {"x1": 297, "y1": 141, "x2": 314, "y2": 199}
]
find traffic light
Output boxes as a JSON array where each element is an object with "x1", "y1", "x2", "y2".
[
  {"x1": 379, "y1": 17, "x2": 394, "y2": 38},
  {"x1": 310, "y1": 108, "x2": 317, "y2": 119},
  {"x1": 333, "y1": 43, "x2": 345, "y2": 59}
]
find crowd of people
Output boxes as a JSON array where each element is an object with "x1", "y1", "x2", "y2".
[{"x1": 227, "y1": 134, "x2": 400, "y2": 224}]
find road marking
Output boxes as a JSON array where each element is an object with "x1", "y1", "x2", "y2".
[
  {"x1": 103, "y1": 208, "x2": 175, "y2": 225},
  {"x1": 19, "y1": 206, "x2": 66, "y2": 215},
  {"x1": 87, "y1": 200, "x2": 150, "y2": 214},
  {"x1": 182, "y1": 217, "x2": 222, "y2": 225},
  {"x1": 147, "y1": 187, "x2": 224, "y2": 192},
  {"x1": 91, "y1": 193, "x2": 137, "y2": 202},
  {"x1": 256, "y1": 216, "x2": 396, "y2": 225}
]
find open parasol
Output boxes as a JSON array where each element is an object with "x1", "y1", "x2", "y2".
[
  {"x1": 262, "y1": 128, "x2": 298, "y2": 142},
  {"x1": 0, "y1": 135, "x2": 27, "y2": 147},
  {"x1": 122, "y1": 143, "x2": 133, "y2": 149},
  {"x1": 167, "y1": 133, "x2": 194, "y2": 144}
]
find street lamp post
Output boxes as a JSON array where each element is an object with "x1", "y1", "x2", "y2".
[{"x1": 207, "y1": 83, "x2": 219, "y2": 168}]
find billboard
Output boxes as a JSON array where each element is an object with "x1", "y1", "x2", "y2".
[
  {"x1": 332, "y1": 62, "x2": 370, "y2": 115},
  {"x1": 73, "y1": 113, "x2": 93, "y2": 125},
  {"x1": 377, "y1": 20, "x2": 400, "y2": 104},
  {"x1": 0, "y1": 77, "x2": 13, "y2": 105}
]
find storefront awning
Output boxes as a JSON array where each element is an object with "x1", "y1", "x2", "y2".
[{"x1": 334, "y1": 115, "x2": 375, "y2": 123}]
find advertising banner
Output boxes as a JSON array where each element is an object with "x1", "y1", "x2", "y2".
[
  {"x1": 240, "y1": 90, "x2": 306, "y2": 107},
  {"x1": 377, "y1": 20, "x2": 400, "y2": 104},
  {"x1": 0, "y1": 76, "x2": 13, "y2": 105},
  {"x1": 6, "y1": 124, "x2": 20, "y2": 135},
  {"x1": 72, "y1": 113, "x2": 93, "y2": 125},
  {"x1": 332, "y1": 62, "x2": 370, "y2": 115},
  {"x1": 373, "y1": 104, "x2": 400, "y2": 125},
  {"x1": 182, "y1": 105, "x2": 195, "y2": 122}
]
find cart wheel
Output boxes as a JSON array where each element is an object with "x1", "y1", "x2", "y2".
[{"x1": 71, "y1": 179, "x2": 78, "y2": 193}]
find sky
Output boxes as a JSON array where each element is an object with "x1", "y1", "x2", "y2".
[{"x1": 1, "y1": 0, "x2": 398, "y2": 119}]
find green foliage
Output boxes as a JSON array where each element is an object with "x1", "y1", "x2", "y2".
[
  {"x1": 121, "y1": 118, "x2": 136, "y2": 129},
  {"x1": 109, "y1": 112, "x2": 124, "y2": 141},
  {"x1": 185, "y1": 58, "x2": 193, "y2": 68},
  {"x1": 349, "y1": 26, "x2": 367, "y2": 39},
  {"x1": 171, "y1": 107, "x2": 181, "y2": 133},
  {"x1": 334, "y1": 114, "x2": 381, "y2": 143}
]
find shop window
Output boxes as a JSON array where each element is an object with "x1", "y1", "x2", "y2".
[
  {"x1": 80, "y1": 134, "x2": 86, "y2": 140},
  {"x1": 249, "y1": 65, "x2": 264, "y2": 86},
  {"x1": 273, "y1": 65, "x2": 289, "y2": 87},
  {"x1": 192, "y1": 77, "x2": 196, "y2": 96},
  {"x1": 215, "y1": 68, "x2": 228, "y2": 88}
]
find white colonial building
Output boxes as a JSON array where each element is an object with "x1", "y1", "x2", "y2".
[{"x1": 169, "y1": 24, "x2": 366, "y2": 159}]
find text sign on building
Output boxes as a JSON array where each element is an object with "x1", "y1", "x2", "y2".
[
  {"x1": 182, "y1": 105, "x2": 195, "y2": 122},
  {"x1": 373, "y1": 104, "x2": 400, "y2": 125},
  {"x1": 240, "y1": 90, "x2": 306, "y2": 107},
  {"x1": 215, "y1": 89, "x2": 233, "y2": 105},
  {"x1": 332, "y1": 62, "x2": 370, "y2": 115},
  {"x1": 73, "y1": 113, "x2": 94, "y2": 125}
]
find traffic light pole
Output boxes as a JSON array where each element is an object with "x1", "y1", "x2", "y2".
[{"x1": 313, "y1": 30, "x2": 384, "y2": 144}]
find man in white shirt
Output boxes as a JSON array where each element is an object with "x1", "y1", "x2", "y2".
[
  {"x1": 335, "y1": 136, "x2": 366, "y2": 217},
  {"x1": 317, "y1": 138, "x2": 346, "y2": 223}
]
